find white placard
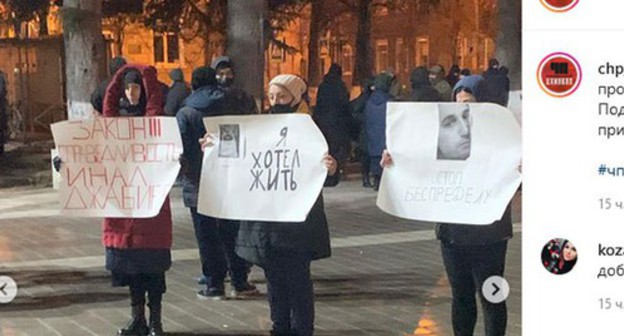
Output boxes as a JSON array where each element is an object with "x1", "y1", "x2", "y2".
[
  {"x1": 377, "y1": 102, "x2": 522, "y2": 224},
  {"x1": 198, "y1": 114, "x2": 328, "y2": 222},
  {"x1": 51, "y1": 117, "x2": 182, "y2": 218}
]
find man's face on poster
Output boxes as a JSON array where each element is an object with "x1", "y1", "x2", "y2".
[{"x1": 437, "y1": 105, "x2": 471, "y2": 160}]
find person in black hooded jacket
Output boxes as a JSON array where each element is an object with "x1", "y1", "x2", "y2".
[
  {"x1": 176, "y1": 66, "x2": 257, "y2": 301},
  {"x1": 410, "y1": 66, "x2": 443, "y2": 102},
  {"x1": 381, "y1": 75, "x2": 516, "y2": 336},
  {"x1": 314, "y1": 63, "x2": 355, "y2": 168},
  {"x1": 91, "y1": 56, "x2": 127, "y2": 114},
  {"x1": 164, "y1": 68, "x2": 190, "y2": 116}
]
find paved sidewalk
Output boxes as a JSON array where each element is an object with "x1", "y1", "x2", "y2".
[{"x1": 0, "y1": 181, "x2": 521, "y2": 336}]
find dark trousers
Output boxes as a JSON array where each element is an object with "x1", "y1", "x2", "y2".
[
  {"x1": 126, "y1": 273, "x2": 166, "y2": 310},
  {"x1": 441, "y1": 241, "x2": 508, "y2": 336},
  {"x1": 360, "y1": 151, "x2": 371, "y2": 182},
  {"x1": 190, "y1": 208, "x2": 249, "y2": 290},
  {"x1": 263, "y1": 252, "x2": 314, "y2": 336}
]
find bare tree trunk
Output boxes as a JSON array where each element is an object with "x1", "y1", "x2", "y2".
[
  {"x1": 62, "y1": 0, "x2": 106, "y2": 120},
  {"x1": 307, "y1": 0, "x2": 323, "y2": 87},
  {"x1": 227, "y1": 0, "x2": 267, "y2": 106},
  {"x1": 496, "y1": 0, "x2": 521, "y2": 90},
  {"x1": 353, "y1": 0, "x2": 373, "y2": 85}
]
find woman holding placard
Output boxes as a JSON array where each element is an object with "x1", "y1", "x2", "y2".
[
  {"x1": 102, "y1": 65, "x2": 172, "y2": 336},
  {"x1": 381, "y1": 75, "x2": 513, "y2": 336}
]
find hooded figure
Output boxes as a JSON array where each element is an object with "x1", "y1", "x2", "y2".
[
  {"x1": 91, "y1": 56, "x2": 127, "y2": 114},
  {"x1": 350, "y1": 76, "x2": 375, "y2": 187},
  {"x1": 410, "y1": 66, "x2": 443, "y2": 102},
  {"x1": 0, "y1": 71, "x2": 6, "y2": 156},
  {"x1": 176, "y1": 66, "x2": 258, "y2": 301},
  {"x1": 313, "y1": 63, "x2": 356, "y2": 165},
  {"x1": 434, "y1": 73, "x2": 513, "y2": 336},
  {"x1": 429, "y1": 64, "x2": 453, "y2": 101},
  {"x1": 446, "y1": 64, "x2": 461, "y2": 88},
  {"x1": 235, "y1": 73, "x2": 339, "y2": 336},
  {"x1": 481, "y1": 58, "x2": 510, "y2": 107},
  {"x1": 102, "y1": 64, "x2": 171, "y2": 336},
  {"x1": 364, "y1": 73, "x2": 395, "y2": 190},
  {"x1": 177, "y1": 66, "x2": 226, "y2": 204},
  {"x1": 210, "y1": 55, "x2": 258, "y2": 115},
  {"x1": 452, "y1": 75, "x2": 485, "y2": 102},
  {"x1": 164, "y1": 68, "x2": 190, "y2": 116}
]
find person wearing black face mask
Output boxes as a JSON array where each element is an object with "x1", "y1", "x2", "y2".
[
  {"x1": 232, "y1": 73, "x2": 339, "y2": 336},
  {"x1": 266, "y1": 74, "x2": 310, "y2": 114},
  {"x1": 177, "y1": 66, "x2": 259, "y2": 300},
  {"x1": 211, "y1": 56, "x2": 258, "y2": 115}
]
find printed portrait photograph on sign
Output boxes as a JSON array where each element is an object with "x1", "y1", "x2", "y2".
[
  {"x1": 437, "y1": 104, "x2": 472, "y2": 161},
  {"x1": 219, "y1": 124, "x2": 240, "y2": 158}
]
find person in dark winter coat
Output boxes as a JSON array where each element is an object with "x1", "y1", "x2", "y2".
[
  {"x1": 482, "y1": 58, "x2": 510, "y2": 107},
  {"x1": 176, "y1": 66, "x2": 258, "y2": 300},
  {"x1": 350, "y1": 77, "x2": 375, "y2": 187},
  {"x1": 0, "y1": 71, "x2": 7, "y2": 156},
  {"x1": 211, "y1": 56, "x2": 258, "y2": 115},
  {"x1": 313, "y1": 63, "x2": 355, "y2": 167},
  {"x1": 429, "y1": 64, "x2": 453, "y2": 101},
  {"x1": 364, "y1": 73, "x2": 394, "y2": 191},
  {"x1": 410, "y1": 66, "x2": 442, "y2": 102},
  {"x1": 91, "y1": 56, "x2": 127, "y2": 114},
  {"x1": 460, "y1": 68, "x2": 471, "y2": 79},
  {"x1": 225, "y1": 74, "x2": 338, "y2": 336},
  {"x1": 102, "y1": 64, "x2": 172, "y2": 336},
  {"x1": 446, "y1": 64, "x2": 461, "y2": 88},
  {"x1": 382, "y1": 74, "x2": 515, "y2": 336},
  {"x1": 164, "y1": 68, "x2": 190, "y2": 116}
]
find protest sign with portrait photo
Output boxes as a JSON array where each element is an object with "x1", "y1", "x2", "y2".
[
  {"x1": 377, "y1": 102, "x2": 522, "y2": 225},
  {"x1": 198, "y1": 114, "x2": 328, "y2": 222},
  {"x1": 51, "y1": 117, "x2": 182, "y2": 218}
]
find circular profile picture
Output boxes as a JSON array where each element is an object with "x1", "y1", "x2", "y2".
[
  {"x1": 541, "y1": 238, "x2": 578, "y2": 275},
  {"x1": 540, "y1": 0, "x2": 579, "y2": 12},
  {"x1": 537, "y1": 52, "x2": 582, "y2": 98}
]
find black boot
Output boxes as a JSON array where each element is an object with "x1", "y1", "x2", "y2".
[
  {"x1": 117, "y1": 304, "x2": 149, "y2": 336},
  {"x1": 372, "y1": 174, "x2": 381, "y2": 191},
  {"x1": 148, "y1": 304, "x2": 164, "y2": 336},
  {"x1": 147, "y1": 285, "x2": 165, "y2": 336}
]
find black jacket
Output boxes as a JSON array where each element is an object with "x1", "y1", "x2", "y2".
[
  {"x1": 235, "y1": 174, "x2": 339, "y2": 266},
  {"x1": 164, "y1": 81, "x2": 190, "y2": 116},
  {"x1": 482, "y1": 68, "x2": 510, "y2": 107},
  {"x1": 410, "y1": 67, "x2": 443, "y2": 102},
  {"x1": 314, "y1": 72, "x2": 355, "y2": 162},
  {"x1": 221, "y1": 87, "x2": 258, "y2": 115},
  {"x1": 91, "y1": 77, "x2": 112, "y2": 114},
  {"x1": 176, "y1": 86, "x2": 226, "y2": 207}
]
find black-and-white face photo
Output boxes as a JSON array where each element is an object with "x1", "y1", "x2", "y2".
[
  {"x1": 218, "y1": 124, "x2": 240, "y2": 158},
  {"x1": 437, "y1": 104, "x2": 472, "y2": 161}
]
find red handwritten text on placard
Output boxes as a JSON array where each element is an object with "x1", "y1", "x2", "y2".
[{"x1": 70, "y1": 117, "x2": 164, "y2": 141}]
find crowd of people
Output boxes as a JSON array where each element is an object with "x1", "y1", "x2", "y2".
[
  {"x1": 347, "y1": 59, "x2": 511, "y2": 190},
  {"x1": 51, "y1": 54, "x2": 515, "y2": 336}
]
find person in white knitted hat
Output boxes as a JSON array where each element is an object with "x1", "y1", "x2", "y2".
[
  {"x1": 267, "y1": 74, "x2": 311, "y2": 114},
  {"x1": 200, "y1": 74, "x2": 337, "y2": 335}
]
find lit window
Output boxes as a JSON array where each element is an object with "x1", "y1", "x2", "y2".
[
  {"x1": 153, "y1": 32, "x2": 180, "y2": 64},
  {"x1": 375, "y1": 39, "x2": 389, "y2": 74},
  {"x1": 342, "y1": 44, "x2": 354, "y2": 76}
]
